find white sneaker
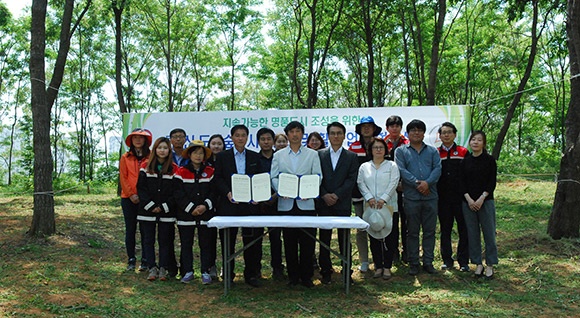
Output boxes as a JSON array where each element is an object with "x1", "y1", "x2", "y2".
[{"x1": 358, "y1": 262, "x2": 369, "y2": 273}]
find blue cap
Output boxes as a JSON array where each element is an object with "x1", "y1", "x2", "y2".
[{"x1": 355, "y1": 116, "x2": 382, "y2": 136}]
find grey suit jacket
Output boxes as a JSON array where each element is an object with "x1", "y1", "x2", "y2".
[
  {"x1": 318, "y1": 147, "x2": 359, "y2": 215},
  {"x1": 271, "y1": 145, "x2": 322, "y2": 212}
]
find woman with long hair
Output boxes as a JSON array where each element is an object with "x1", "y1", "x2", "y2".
[
  {"x1": 137, "y1": 137, "x2": 178, "y2": 281},
  {"x1": 460, "y1": 131, "x2": 498, "y2": 279},
  {"x1": 119, "y1": 128, "x2": 152, "y2": 271}
]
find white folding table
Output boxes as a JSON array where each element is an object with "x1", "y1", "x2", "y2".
[{"x1": 207, "y1": 215, "x2": 369, "y2": 295}]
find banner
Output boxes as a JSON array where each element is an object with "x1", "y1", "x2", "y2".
[{"x1": 122, "y1": 105, "x2": 471, "y2": 151}]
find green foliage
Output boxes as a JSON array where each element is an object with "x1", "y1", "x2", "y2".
[{"x1": 498, "y1": 146, "x2": 561, "y2": 176}]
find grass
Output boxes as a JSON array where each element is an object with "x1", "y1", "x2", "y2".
[{"x1": 0, "y1": 180, "x2": 579, "y2": 317}]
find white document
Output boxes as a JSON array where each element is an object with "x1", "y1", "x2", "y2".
[
  {"x1": 231, "y1": 174, "x2": 251, "y2": 203},
  {"x1": 277, "y1": 173, "x2": 320, "y2": 199},
  {"x1": 278, "y1": 173, "x2": 299, "y2": 198},
  {"x1": 298, "y1": 174, "x2": 320, "y2": 199},
  {"x1": 251, "y1": 173, "x2": 272, "y2": 202},
  {"x1": 231, "y1": 173, "x2": 272, "y2": 203}
]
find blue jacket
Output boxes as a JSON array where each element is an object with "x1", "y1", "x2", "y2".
[{"x1": 394, "y1": 142, "x2": 441, "y2": 201}]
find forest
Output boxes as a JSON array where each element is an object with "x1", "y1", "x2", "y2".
[{"x1": 0, "y1": 0, "x2": 568, "y2": 187}]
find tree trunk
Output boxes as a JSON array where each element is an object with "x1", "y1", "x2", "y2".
[
  {"x1": 29, "y1": 0, "x2": 55, "y2": 237},
  {"x1": 492, "y1": 0, "x2": 540, "y2": 160},
  {"x1": 548, "y1": 0, "x2": 580, "y2": 239},
  {"x1": 113, "y1": 0, "x2": 127, "y2": 113},
  {"x1": 425, "y1": 0, "x2": 446, "y2": 106}
]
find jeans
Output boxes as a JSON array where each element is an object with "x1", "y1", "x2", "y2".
[
  {"x1": 404, "y1": 198, "x2": 438, "y2": 266},
  {"x1": 462, "y1": 200, "x2": 498, "y2": 265},
  {"x1": 121, "y1": 198, "x2": 145, "y2": 263}
]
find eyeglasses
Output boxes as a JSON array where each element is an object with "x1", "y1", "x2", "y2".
[
  {"x1": 372, "y1": 146, "x2": 385, "y2": 151},
  {"x1": 439, "y1": 130, "x2": 454, "y2": 135}
]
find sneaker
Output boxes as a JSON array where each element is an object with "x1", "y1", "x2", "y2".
[
  {"x1": 139, "y1": 264, "x2": 148, "y2": 272},
  {"x1": 209, "y1": 265, "x2": 218, "y2": 279},
  {"x1": 373, "y1": 268, "x2": 384, "y2": 278},
  {"x1": 127, "y1": 258, "x2": 136, "y2": 271},
  {"x1": 181, "y1": 271, "x2": 194, "y2": 284},
  {"x1": 147, "y1": 267, "x2": 158, "y2": 281},
  {"x1": 358, "y1": 262, "x2": 369, "y2": 273},
  {"x1": 158, "y1": 267, "x2": 168, "y2": 281},
  {"x1": 382, "y1": 268, "x2": 392, "y2": 280},
  {"x1": 202, "y1": 272, "x2": 212, "y2": 285},
  {"x1": 459, "y1": 265, "x2": 470, "y2": 272}
]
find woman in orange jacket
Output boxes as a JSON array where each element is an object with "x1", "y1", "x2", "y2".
[{"x1": 120, "y1": 128, "x2": 152, "y2": 271}]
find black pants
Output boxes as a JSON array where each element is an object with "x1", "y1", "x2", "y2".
[
  {"x1": 178, "y1": 224, "x2": 214, "y2": 274},
  {"x1": 141, "y1": 220, "x2": 174, "y2": 269},
  {"x1": 269, "y1": 227, "x2": 283, "y2": 269},
  {"x1": 318, "y1": 228, "x2": 349, "y2": 274},
  {"x1": 283, "y1": 206, "x2": 316, "y2": 283},
  {"x1": 219, "y1": 227, "x2": 264, "y2": 281},
  {"x1": 369, "y1": 231, "x2": 397, "y2": 269},
  {"x1": 438, "y1": 198, "x2": 469, "y2": 266}
]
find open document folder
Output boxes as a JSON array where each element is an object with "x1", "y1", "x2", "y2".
[
  {"x1": 277, "y1": 173, "x2": 320, "y2": 199},
  {"x1": 231, "y1": 172, "x2": 272, "y2": 203}
]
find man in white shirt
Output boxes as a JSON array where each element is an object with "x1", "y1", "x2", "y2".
[{"x1": 271, "y1": 121, "x2": 322, "y2": 287}]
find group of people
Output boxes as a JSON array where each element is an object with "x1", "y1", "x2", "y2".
[{"x1": 118, "y1": 115, "x2": 498, "y2": 288}]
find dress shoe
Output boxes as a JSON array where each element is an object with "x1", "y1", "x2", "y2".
[
  {"x1": 301, "y1": 279, "x2": 314, "y2": 288},
  {"x1": 245, "y1": 277, "x2": 261, "y2": 288},
  {"x1": 287, "y1": 279, "x2": 300, "y2": 286},
  {"x1": 422, "y1": 264, "x2": 437, "y2": 274},
  {"x1": 459, "y1": 265, "x2": 470, "y2": 272},
  {"x1": 321, "y1": 272, "x2": 332, "y2": 285},
  {"x1": 440, "y1": 262, "x2": 454, "y2": 270},
  {"x1": 408, "y1": 265, "x2": 420, "y2": 276},
  {"x1": 273, "y1": 267, "x2": 285, "y2": 281}
]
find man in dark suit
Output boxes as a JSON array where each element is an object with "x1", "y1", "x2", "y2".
[
  {"x1": 214, "y1": 124, "x2": 265, "y2": 287},
  {"x1": 318, "y1": 122, "x2": 359, "y2": 284}
]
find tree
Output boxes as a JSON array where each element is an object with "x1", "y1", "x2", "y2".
[
  {"x1": 548, "y1": 0, "x2": 580, "y2": 239},
  {"x1": 29, "y1": 0, "x2": 90, "y2": 237}
]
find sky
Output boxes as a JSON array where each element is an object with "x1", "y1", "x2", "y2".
[{"x1": 5, "y1": 1, "x2": 29, "y2": 18}]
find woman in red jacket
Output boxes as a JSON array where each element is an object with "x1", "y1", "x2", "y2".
[
  {"x1": 137, "y1": 137, "x2": 178, "y2": 281},
  {"x1": 119, "y1": 128, "x2": 152, "y2": 271}
]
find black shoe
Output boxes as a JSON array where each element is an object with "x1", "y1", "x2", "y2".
[
  {"x1": 301, "y1": 279, "x2": 314, "y2": 288},
  {"x1": 401, "y1": 251, "x2": 408, "y2": 264},
  {"x1": 440, "y1": 263, "x2": 454, "y2": 270},
  {"x1": 408, "y1": 265, "x2": 420, "y2": 276},
  {"x1": 273, "y1": 267, "x2": 285, "y2": 280},
  {"x1": 287, "y1": 279, "x2": 300, "y2": 287},
  {"x1": 312, "y1": 256, "x2": 320, "y2": 271},
  {"x1": 245, "y1": 277, "x2": 261, "y2": 288},
  {"x1": 422, "y1": 264, "x2": 437, "y2": 274},
  {"x1": 459, "y1": 265, "x2": 470, "y2": 272},
  {"x1": 321, "y1": 273, "x2": 331, "y2": 285}
]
